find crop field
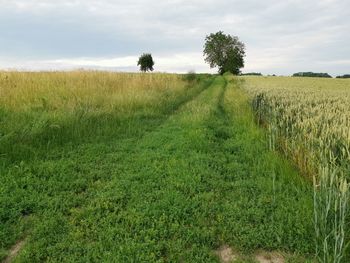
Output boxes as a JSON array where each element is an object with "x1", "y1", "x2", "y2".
[
  {"x1": 0, "y1": 72, "x2": 349, "y2": 262},
  {"x1": 241, "y1": 76, "x2": 350, "y2": 263},
  {"x1": 242, "y1": 77, "x2": 350, "y2": 178}
]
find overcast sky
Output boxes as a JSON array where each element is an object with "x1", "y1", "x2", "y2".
[{"x1": 0, "y1": 0, "x2": 349, "y2": 75}]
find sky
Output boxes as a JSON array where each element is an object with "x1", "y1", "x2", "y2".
[{"x1": 0, "y1": 0, "x2": 349, "y2": 76}]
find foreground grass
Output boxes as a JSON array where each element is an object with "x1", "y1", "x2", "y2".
[{"x1": 1, "y1": 73, "x2": 315, "y2": 262}]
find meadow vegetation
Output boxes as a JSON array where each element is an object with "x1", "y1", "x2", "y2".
[
  {"x1": 0, "y1": 72, "x2": 318, "y2": 262},
  {"x1": 0, "y1": 71, "x2": 200, "y2": 163}
]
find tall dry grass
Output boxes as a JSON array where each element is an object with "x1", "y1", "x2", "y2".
[
  {"x1": 0, "y1": 71, "x2": 191, "y2": 162},
  {"x1": 0, "y1": 71, "x2": 185, "y2": 113}
]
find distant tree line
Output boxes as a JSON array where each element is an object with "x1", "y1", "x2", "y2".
[
  {"x1": 240, "y1": 72, "x2": 262, "y2": 76},
  {"x1": 336, "y1": 74, "x2": 350, "y2": 79},
  {"x1": 292, "y1": 72, "x2": 332, "y2": 78}
]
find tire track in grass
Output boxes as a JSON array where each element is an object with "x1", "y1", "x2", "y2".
[
  {"x1": 2, "y1": 239, "x2": 26, "y2": 263},
  {"x1": 206, "y1": 75, "x2": 314, "y2": 261},
  {"x1": 81, "y1": 76, "x2": 225, "y2": 262}
]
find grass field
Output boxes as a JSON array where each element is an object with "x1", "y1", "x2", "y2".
[{"x1": 0, "y1": 72, "x2": 348, "y2": 262}]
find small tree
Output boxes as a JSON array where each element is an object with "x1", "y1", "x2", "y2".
[
  {"x1": 203, "y1": 31, "x2": 245, "y2": 75},
  {"x1": 137, "y1": 53, "x2": 154, "y2": 72}
]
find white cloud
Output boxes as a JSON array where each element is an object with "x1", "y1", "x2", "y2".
[{"x1": 0, "y1": 0, "x2": 349, "y2": 75}]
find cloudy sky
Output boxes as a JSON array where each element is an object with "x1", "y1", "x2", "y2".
[{"x1": 0, "y1": 0, "x2": 349, "y2": 75}]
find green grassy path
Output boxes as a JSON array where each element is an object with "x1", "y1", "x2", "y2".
[{"x1": 2, "y1": 76, "x2": 314, "y2": 262}]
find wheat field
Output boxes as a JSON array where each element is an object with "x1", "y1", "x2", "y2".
[
  {"x1": 242, "y1": 76, "x2": 350, "y2": 262},
  {"x1": 242, "y1": 76, "x2": 350, "y2": 177}
]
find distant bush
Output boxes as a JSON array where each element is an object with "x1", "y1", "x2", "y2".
[
  {"x1": 292, "y1": 72, "x2": 332, "y2": 78},
  {"x1": 183, "y1": 70, "x2": 197, "y2": 82},
  {"x1": 336, "y1": 74, "x2": 350, "y2": 79},
  {"x1": 241, "y1": 72, "x2": 262, "y2": 76}
]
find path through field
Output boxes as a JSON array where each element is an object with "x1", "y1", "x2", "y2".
[{"x1": 1, "y1": 76, "x2": 314, "y2": 262}]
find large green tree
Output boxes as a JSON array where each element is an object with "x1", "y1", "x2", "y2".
[
  {"x1": 137, "y1": 53, "x2": 155, "y2": 72},
  {"x1": 203, "y1": 31, "x2": 245, "y2": 75}
]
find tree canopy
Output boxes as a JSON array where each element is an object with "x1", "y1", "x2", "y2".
[
  {"x1": 137, "y1": 53, "x2": 154, "y2": 72},
  {"x1": 203, "y1": 31, "x2": 245, "y2": 75}
]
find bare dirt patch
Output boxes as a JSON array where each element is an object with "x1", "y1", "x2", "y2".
[
  {"x1": 215, "y1": 245, "x2": 238, "y2": 263},
  {"x1": 254, "y1": 250, "x2": 285, "y2": 263},
  {"x1": 3, "y1": 239, "x2": 26, "y2": 263}
]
